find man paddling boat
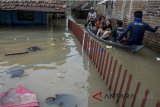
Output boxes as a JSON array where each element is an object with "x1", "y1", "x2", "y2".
[{"x1": 118, "y1": 11, "x2": 159, "y2": 46}]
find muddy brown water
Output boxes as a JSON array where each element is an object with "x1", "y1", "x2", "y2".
[
  {"x1": 0, "y1": 19, "x2": 159, "y2": 107},
  {"x1": 77, "y1": 19, "x2": 160, "y2": 107},
  {"x1": 0, "y1": 19, "x2": 116, "y2": 107}
]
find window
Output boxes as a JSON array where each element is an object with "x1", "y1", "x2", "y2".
[{"x1": 17, "y1": 12, "x2": 34, "y2": 21}]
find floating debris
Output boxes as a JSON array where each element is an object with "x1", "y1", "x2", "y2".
[
  {"x1": 60, "y1": 70, "x2": 68, "y2": 73},
  {"x1": 0, "y1": 85, "x2": 39, "y2": 107},
  {"x1": 50, "y1": 43, "x2": 55, "y2": 46},
  {"x1": 57, "y1": 73, "x2": 65, "y2": 78},
  {"x1": 5, "y1": 51, "x2": 28, "y2": 56},
  {"x1": 13, "y1": 37, "x2": 16, "y2": 41},
  {"x1": 0, "y1": 62, "x2": 8, "y2": 65},
  {"x1": 5, "y1": 46, "x2": 41, "y2": 56},
  {"x1": 27, "y1": 46, "x2": 41, "y2": 52},
  {"x1": 27, "y1": 37, "x2": 30, "y2": 40},
  {"x1": 46, "y1": 94, "x2": 81, "y2": 107},
  {"x1": 81, "y1": 85, "x2": 85, "y2": 89},
  {"x1": 156, "y1": 57, "x2": 160, "y2": 61},
  {"x1": 106, "y1": 45, "x2": 113, "y2": 49},
  {"x1": 7, "y1": 69, "x2": 25, "y2": 78}
]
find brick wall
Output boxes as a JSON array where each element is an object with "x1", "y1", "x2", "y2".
[
  {"x1": 97, "y1": 3, "x2": 105, "y2": 16},
  {"x1": 114, "y1": 0, "x2": 124, "y2": 20},
  {"x1": 113, "y1": 0, "x2": 160, "y2": 53}
]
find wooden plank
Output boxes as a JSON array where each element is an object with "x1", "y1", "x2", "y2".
[{"x1": 5, "y1": 51, "x2": 29, "y2": 56}]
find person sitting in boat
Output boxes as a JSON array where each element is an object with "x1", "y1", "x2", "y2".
[
  {"x1": 110, "y1": 20, "x2": 127, "y2": 42},
  {"x1": 96, "y1": 19, "x2": 112, "y2": 39},
  {"x1": 85, "y1": 7, "x2": 97, "y2": 30},
  {"x1": 95, "y1": 16, "x2": 105, "y2": 32},
  {"x1": 118, "y1": 10, "x2": 159, "y2": 45}
]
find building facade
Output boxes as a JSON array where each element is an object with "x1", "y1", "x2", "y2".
[
  {"x1": 0, "y1": 0, "x2": 66, "y2": 25},
  {"x1": 0, "y1": 11, "x2": 47, "y2": 25}
]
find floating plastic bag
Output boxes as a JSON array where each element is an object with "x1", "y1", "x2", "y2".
[{"x1": 7, "y1": 69, "x2": 25, "y2": 78}]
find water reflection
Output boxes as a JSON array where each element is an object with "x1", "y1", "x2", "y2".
[{"x1": 0, "y1": 19, "x2": 89, "y2": 107}]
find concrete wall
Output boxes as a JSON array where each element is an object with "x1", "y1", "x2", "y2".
[
  {"x1": 113, "y1": 0, "x2": 160, "y2": 53},
  {"x1": 0, "y1": 11, "x2": 47, "y2": 25}
]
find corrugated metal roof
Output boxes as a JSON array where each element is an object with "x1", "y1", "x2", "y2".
[{"x1": 71, "y1": 1, "x2": 96, "y2": 11}]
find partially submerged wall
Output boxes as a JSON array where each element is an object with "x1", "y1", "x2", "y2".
[{"x1": 0, "y1": 11, "x2": 47, "y2": 25}]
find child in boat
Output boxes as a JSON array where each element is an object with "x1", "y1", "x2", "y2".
[
  {"x1": 110, "y1": 20, "x2": 127, "y2": 42},
  {"x1": 96, "y1": 19, "x2": 112, "y2": 38},
  {"x1": 118, "y1": 10, "x2": 159, "y2": 45},
  {"x1": 95, "y1": 16, "x2": 105, "y2": 31}
]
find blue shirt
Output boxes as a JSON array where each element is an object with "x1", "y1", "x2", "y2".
[{"x1": 119, "y1": 18, "x2": 159, "y2": 45}]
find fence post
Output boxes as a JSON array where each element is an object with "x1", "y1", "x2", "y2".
[
  {"x1": 106, "y1": 56, "x2": 113, "y2": 85},
  {"x1": 141, "y1": 89, "x2": 150, "y2": 107},
  {"x1": 96, "y1": 45, "x2": 101, "y2": 68},
  {"x1": 113, "y1": 65, "x2": 122, "y2": 95},
  {"x1": 86, "y1": 36, "x2": 90, "y2": 54},
  {"x1": 117, "y1": 70, "x2": 127, "y2": 102},
  {"x1": 84, "y1": 34, "x2": 87, "y2": 51},
  {"x1": 98, "y1": 47, "x2": 104, "y2": 72},
  {"x1": 93, "y1": 42, "x2": 98, "y2": 65},
  {"x1": 82, "y1": 30, "x2": 86, "y2": 54},
  {"x1": 100, "y1": 49, "x2": 106, "y2": 76},
  {"x1": 91, "y1": 40, "x2": 95, "y2": 61},
  {"x1": 155, "y1": 100, "x2": 160, "y2": 107},
  {"x1": 131, "y1": 81, "x2": 141, "y2": 107},
  {"x1": 88, "y1": 38, "x2": 92, "y2": 59},
  {"x1": 102, "y1": 52, "x2": 110, "y2": 80},
  {"x1": 94, "y1": 42, "x2": 99, "y2": 65},
  {"x1": 109, "y1": 60, "x2": 118, "y2": 90},
  {"x1": 121, "y1": 75, "x2": 133, "y2": 107}
]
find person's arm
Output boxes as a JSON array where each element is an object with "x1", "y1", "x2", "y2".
[
  {"x1": 118, "y1": 24, "x2": 131, "y2": 41},
  {"x1": 87, "y1": 13, "x2": 90, "y2": 21},
  {"x1": 96, "y1": 29, "x2": 101, "y2": 37},
  {"x1": 145, "y1": 23, "x2": 159, "y2": 32}
]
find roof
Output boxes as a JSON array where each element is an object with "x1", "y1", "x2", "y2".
[
  {"x1": 71, "y1": 1, "x2": 87, "y2": 10},
  {"x1": 0, "y1": 0, "x2": 66, "y2": 13},
  {"x1": 83, "y1": 1, "x2": 94, "y2": 10},
  {"x1": 71, "y1": 1, "x2": 96, "y2": 11}
]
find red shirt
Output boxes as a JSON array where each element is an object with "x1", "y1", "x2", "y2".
[{"x1": 96, "y1": 21, "x2": 101, "y2": 29}]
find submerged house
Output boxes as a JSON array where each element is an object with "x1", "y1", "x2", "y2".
[{"x1": 0, "y1": 0, "x2": 66, "y2": 25}]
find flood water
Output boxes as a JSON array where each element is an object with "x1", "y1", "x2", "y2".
[
  {"x1": 77, "y1": 19, "x2": 160, "y2": 107},
  {"x1": 0, "y1": 19, "x2": 117, "y2": 107},
  {"x1": 0, "y1": 18, "x2": 159, "y2": 107}
]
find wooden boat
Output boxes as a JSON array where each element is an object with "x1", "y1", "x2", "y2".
[{"x1": 86, "y1": 26, "x2": 144, "y2": 53}]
